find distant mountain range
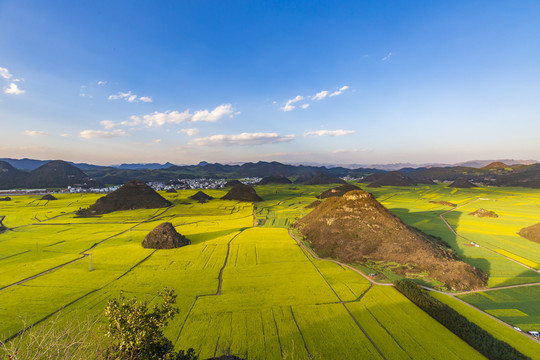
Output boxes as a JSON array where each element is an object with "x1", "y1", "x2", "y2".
[
  {"x1": 1, "y1": 157, "x2": 540, "y2": 189},
  {"x1": 2, "y1": 157, "x2": 537, "y2": 172}
]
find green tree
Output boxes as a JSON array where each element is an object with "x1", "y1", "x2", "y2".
[{"x1": 103, "y1": 288, "x2": 196, "y2": 360}]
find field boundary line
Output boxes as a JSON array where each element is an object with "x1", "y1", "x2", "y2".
[
  {"x1": 342, "y1": 303, "x2": 387, "y2": 360},
  {"x1": 289, "y1": 306, "x2": 313, "y2": 359}
]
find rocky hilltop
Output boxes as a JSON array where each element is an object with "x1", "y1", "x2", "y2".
[
  {"x1": 222, "y1": 184, "x2": 262, "y2": 202},
  {"x1": 448, "y1": 177, "x2": 476, "y2": 188},
  {"x1": 80, "y1": 180, "x2": 171, "y2": 215},
  {"x1": 317, "y1": 184, "x2": 361, "y2": 199},
  {"x1": 295, "y1": 190, "x2": 486, "y2": 290},
  {"x1": 519, "y1": 223, "x2": 540, "y2": 244},
  {"x1": 142, "y1": 222, "x2": 190, "y2": 249},
  {"x1": 258, "y1": 174, "x2": 292, "y2": 185},
  {"x1": 302, "y1": 172, "x2": 346, "y2": 185}
]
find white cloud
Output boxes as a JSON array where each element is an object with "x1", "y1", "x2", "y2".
[
  {"x1": 100, "y1": 120, "x2": 116, "y2": 129},
  {"x1": 330, "y1": 85, "x2": 349, "y2": 97},
  {"x1": 79, "y1": 129, "x2": 127, "y2": 139},
  {"x1": 381, "y1": 52, "x2": 393, "y2": 61},
  {"x1": 4, "y1": 82, "x2": 24, "y2": 95},
  {"x1": 133, "y1": 110, "x2": 191, "y2": 127},
  {"x1": 60, "y1": 133, "x2": 71, "y2": 137},
  {"x1": 131, "y1": 104, "x2": 235, "y2": 127},
  {"x1": 312, "y1": 90, "x2": 328, "y2": 101},
  {"x1": 0, "y1": 67, "x2": 12, "y2": 80},
  {"x1": 304, "y1": 130, "x2": 355, "y2": 137},
  {"x1": 152, "y1": 139, "x2": 161, "y2": 144},
  {"x1": 178, "y1": 128, "x2": 199, "y2": 136},
  {"x1": 300, "y1": 104, "x2": 310, "y2": 109},
  {"x1": 97, "y1": 81, "x2": 107, "y2": 85},
  {"x1": 24, "y1": 130, "x2": 47, "y2": 137},
  {"x1": 192, "y1": 104, "x2": 234, "y2": 122},
  {"x1": 108, "y1": 91, "x2": 152, "y2": 103},
  {"x1": 280, "y1": 95, "x2": 304, "y2": 112},
  {"x1": 190, "y1": 132, "x2": 295, "y2": 146}
]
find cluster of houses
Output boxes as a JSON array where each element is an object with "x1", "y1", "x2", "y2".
[{"x1": 64, "y1": 177, "x2": 263, "y2": 194}]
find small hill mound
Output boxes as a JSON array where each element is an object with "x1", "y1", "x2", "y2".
[
  {"x1": 295, "y1": 190, "x2": 486, "y2": 290},
  {"x1": 482, "y1": 162, "x2": 507, "y2": 170},
  {"x1": 0, "y1": 161, "x2": 27, "y2": 189},
  {"x1": 518, "y1": 223, "x2": 540, "y2": 244},
  {"x1": 429, "y1": 200, "x2": 457, "y2": 208},
  {"x1": 165, "y1": 188, "x2": 177, "y2": 193},
  {"x1": 25, "y1": 160, "x2": 100, "y2": 188},
  {"x1": 469, "y1": 208, "x2": 498, "y2": 218},
  {"x1": 305, "y1": 200, "x2": 322, "y2": 209},
  {"x1": 258, "y1": 174, "x2": 292, "y2": 185},
  {"x1": 448, "y1": 177, "x2": 476, "y2": 188},
  {"x1": 82, "y1": 180, "x2": 171, "y2": 215},
  {"x1": 0, "y1": 196, "x2": 11, "y2": 201},
  {"x1": 317, "y1": 184, "x2": 361, "y2": 199},
  {"x1": 368, "y1": 171, "x2": 417, "y2": 187},
  {"x1": 222, "y1": 184, "x2": 262, "y2": 202},
  {"x1": 303, "y1": 172, "x2": 346, "y2": 185},
  {"x1": 142, "y1": 222, "x2": 190, "y2": 249},
  {"x1": 40, "y1": 194, "x2": 57, "y2": 200},
  {"x1": 225, "y1": 179, "x2": 242, "y2": 187},
  {"x1": 189, "y1": 191, "x2": 213, "y2": 203},
  {"x1": 363, "y1": 173, "x2": 385, "y2": 183}
]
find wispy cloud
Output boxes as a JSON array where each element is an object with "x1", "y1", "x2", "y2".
[
  {"x1": 304, "y1": 130, "x2": 355, "y2": 137},
  {"x1": 330, "y1": 85, "x2": 349, "y2": 97},
  {"x1": 0, "y1": 67, "x2": 12, "y2": 80},
  {"x1": 332, "y1": 148, "x2": 368, "y2": 154},
  {"x1": 381, "y1": 52, "x2": 393, "y2": 61},
  {"x1": 190, "y1": 132, "x2": 295, "y2": 146},
  {"x1": 280, "y1": 86, "x2": 348, "y2": 111},
  {"x1": 281, "y1": 95, "x2": 304, "y2": 112},
  {"x1": 97, "y1": 80, "x2": 107, "y2": 85},
  {"x1": 79, "y1": 129, "x2": 127, "y2": 139},
  {"x1": 108, "y1": 91, "x2": 153, "y2": 103},
  {"x1": 312, "y1": 90, "x2": 328, "y2": 101},
  {"x1": 24, "y1": 130, "x2": 47, "y2": 137},
  {"x1": 178, "y1": 128, "x2": 199, "y2": 136}
]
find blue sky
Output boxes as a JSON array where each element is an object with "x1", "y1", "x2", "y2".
[{"x1": 1, "y1": 1, "x2": 540, "y2": 165}]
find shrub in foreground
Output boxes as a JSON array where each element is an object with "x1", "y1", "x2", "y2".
[{"x1": 103, "y1": 288, "x2": 197, "y2": 360}]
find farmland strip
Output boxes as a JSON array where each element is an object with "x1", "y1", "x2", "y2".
[
  {"x1": 366, "y1": 307, "x2": 411, "y2": 358},
  {"x1": 342, "y1": 303, "x2": 387, "y2": 360}
]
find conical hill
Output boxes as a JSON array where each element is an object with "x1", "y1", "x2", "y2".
[{"x1": 295, "y1": 190, "x2": 486, "y2": 290}]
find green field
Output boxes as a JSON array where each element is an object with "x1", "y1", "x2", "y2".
[{"x1": 1, "y1": 184, "x2": 540, "y2": 358}]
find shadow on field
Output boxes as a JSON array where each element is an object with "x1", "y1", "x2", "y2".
[
  {"x1": 391, "y1": 208, "x2": 492, "y2": 283},
  {"x1": 188, "y1": 228, "x2": 245, "y2": 244}
]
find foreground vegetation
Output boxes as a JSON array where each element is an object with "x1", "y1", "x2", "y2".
[{"x1": 1, "y1": 183, "x2": 539, "y2": 358}]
